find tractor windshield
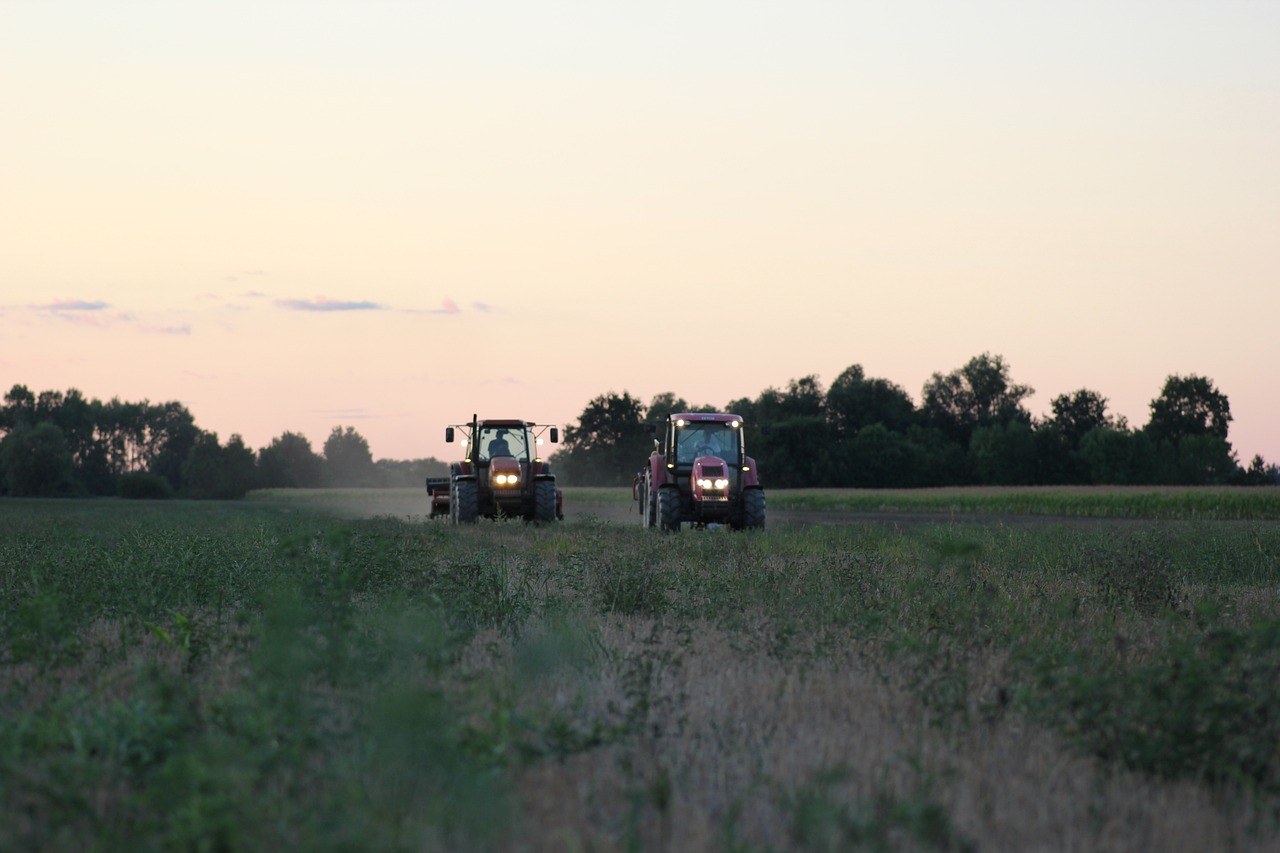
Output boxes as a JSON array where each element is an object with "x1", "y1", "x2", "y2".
[
  {"x1": 477, "y1": 426, "x2": 529, "y2": 461},
  {"x1": 675, "y1": 422, "x2": 740, "y2": 464}
]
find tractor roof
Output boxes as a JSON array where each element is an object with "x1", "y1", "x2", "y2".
[
  {"x1": 670, "y1": 412, "x2": 742, "y2": 424},
  {"x1": 476, "y1": 419, "x2": 532, "y2": 428}
]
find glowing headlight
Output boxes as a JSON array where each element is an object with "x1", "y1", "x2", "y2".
[
  {"x1": 697, "y1": 478, "x2": 711, "y2": 489},
  {"x1": 697, "y1": 478, "x2": 730, "y2": 490},
  {"x1": 714, "y1": 478, "x2": 729, "y2": 489},
  {"x1": 494, "y1": 473, "x2": 520, "y2": 485}
]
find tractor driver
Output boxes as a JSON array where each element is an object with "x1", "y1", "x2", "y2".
[
  {"x1": 684, "y1": 427, "x2": 725, "y2": 461},
  {"x1": 487, "y1": 429, "x2": 512, "y2": 458}
]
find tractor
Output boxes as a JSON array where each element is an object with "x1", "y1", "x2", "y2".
[
  {"x1": 633, "y1": 412, "x2": 765, "y2": 531},
  {"x1": 426, "y1": 415, "x2": 562, "y2": 523}
]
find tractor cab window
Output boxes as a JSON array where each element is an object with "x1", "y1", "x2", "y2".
[
  {"x1": 675, "y1": 423, "x2": 738, "y2": 464},
  {"x1": 478, "y1": 427, "x2": 529, "y2": 461}
]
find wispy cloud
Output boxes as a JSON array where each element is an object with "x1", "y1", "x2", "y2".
[
  {"x1": 31, "y1": 299, "x2": 110, "y2": 312},
  {"x1": 472, "y1": 302, "x2": 497, "y2": 313},
  {"x1": 406, "y1": 298, "x2": 464, "y2": 315},
  {"x1": 276, "y1": 297, "x2": 384, "y2": 312},
  {"x1": 146, "y1": 323, "x2": 192, "y2": 336}
]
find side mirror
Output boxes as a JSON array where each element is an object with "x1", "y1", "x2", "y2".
[
  {"x1": 549, "y1": 427, "x2": 559, "y2": 443},
  {"x1": 445, "y1": 427, "x2": 455, "y2": 443}
]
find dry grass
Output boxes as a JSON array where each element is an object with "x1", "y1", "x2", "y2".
[{"x1": 461, "y1": 619, "x2": 1280, "y2": 852}]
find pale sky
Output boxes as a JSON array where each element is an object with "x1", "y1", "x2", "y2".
[{"x1": 3, "y1": 2, "x2": 1277, "y2": 465}]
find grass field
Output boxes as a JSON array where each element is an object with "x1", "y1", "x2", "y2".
[
  {"x1": 251, "y1": 484, "x2": 1280, "y2": 521},
  {"x1": 3, "y1": 489, "x2": 1280, "y2": 850}
]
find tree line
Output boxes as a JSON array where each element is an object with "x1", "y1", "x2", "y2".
[
  {"x1": 551, "y1": 353, "x2": 1279, "y2": 488},
  {"x1": 0, "y1": 385, "x2": 446, "y2": 499}
]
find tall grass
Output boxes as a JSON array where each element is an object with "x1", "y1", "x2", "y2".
[{"x1": 3, "y1": 495, "x2": 1280, "y2": 850}]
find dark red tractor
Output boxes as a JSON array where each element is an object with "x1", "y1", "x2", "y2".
[
  {"x1": 633, "y1": 412, "x2": 765, "y2": 531},
  {"x1": 426, "y1": 415, "x2": 562, "y2": 523}
]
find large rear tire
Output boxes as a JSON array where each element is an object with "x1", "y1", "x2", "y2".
[
  {"x1": 455, "y1": 480, "x2": 480, "y2": 524},
  {"x1": 743, "y1": 488, "x2": 766, "y2": 530},
  {"x1": 534, "y1": 479, "x2": 558, "y2": 522},
  {"x1": 642, "y1": 472, "x2": 657, "y2": 528},
  {"x1": 658, "y1": 486, "x2": 681, "y2": 533}
]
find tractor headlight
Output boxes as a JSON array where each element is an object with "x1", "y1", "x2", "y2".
[
  {"x1": 714, "y1": 478, "x2": 729, "y2": 489},
  {"x1": 697, "y1": 478, "x2": 730, "y2": 490},
  {"x1": 697, "y1": 478, "x2": 711, "y2": 489},
  {"x1": 494, "y1": 473, "x2": 520, "y2": 486}
]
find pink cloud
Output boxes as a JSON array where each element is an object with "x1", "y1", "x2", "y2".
[{"x1": 276, "y1": 297, "x2": 383, "y2": 312}]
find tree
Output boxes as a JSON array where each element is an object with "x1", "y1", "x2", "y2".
[
  {"x1": 324, "y1": 426, "x2": 376, "y2": 487},
  {"x1": 145, "y1": 402, "x2": 201, "y2": 491},
  {"x1": 1078, "y1": 427, "x2": 1161, "y2": 485},
  {"x1": 750, "y1": 415, "x2": 833, "y2": 488},
  {"x1": 921, "y1": 353, "x2": 1033, "y2": 446},
  {"x1": 1, "y1": 384, "x2": 36, "y2": 434},
  {"x1": 750, "y1": 376, "x2": 825, "y2": 424},
  {"x1": 838, "y1": 423, "x2": 925, "y2": 487},
  {"x1": 826, "y1": 364, "x2": 916, "y2": 436},
  {"x1": 1145, "y1": 374, "x2": 1232, "y2": 446},
  {"x1": 1160, "y1": 434, "x2": 1237, "y2": 486},
  {"x1": 183, "y1": 432, "x2": 258, "y2": 498},
  {"x1": 1047, "y1": 389, "x2": 1113, "y2": 448},
  {"x1": 0, "y1": 422, "x2": 77, "y2": 497},
  {"x1": 1236, "y1": 455, "x2": 1280, "y2": 486},
  {"x1": 646, "y1": 392, "x2": 688, "y2": 424},
  {"x1": 259, "y1": 431, "x2": 325, "y2": 488},
  {"x1": 556, "y1": 392, "x2": 648, "y2": 486}
]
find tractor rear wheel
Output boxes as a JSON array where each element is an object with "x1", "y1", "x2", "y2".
[
  {"x1": 742, "y1": 488, "x2": 766, "y2": 530},
  {"x1": 658, "y1": 487, "x2": 681, "y2": 532},
  {"x1": 454, "y1": 480, "x2": 479, "y2": 524},
  {"x1": 534, "y1": 479, "x2": 557, "y2": 522}
]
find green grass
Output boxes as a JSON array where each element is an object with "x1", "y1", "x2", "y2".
[
  {"x1": 768, "y1": 485, "x2": 1280, "y2": 520},
  {"x1": 4, "y1": 493, "x2": 1280, "y2": 849}
]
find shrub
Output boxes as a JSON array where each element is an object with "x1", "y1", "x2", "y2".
[{"x1": 118, "y1": 471, "x2": 175, "y2": 500}]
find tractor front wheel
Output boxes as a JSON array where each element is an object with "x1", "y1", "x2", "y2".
[
  {"x1": 454, "y1": 480, "x2": 480, "y2": 524},
  {"x1": 534, "y1": 479, "x2": 558, "y2": 522},
  {"x1": 658, "y1": 486, "x2": 681, "y2": 532},
  {"x1": 742, "y1": 488, "x2": 766, "y2": 530}
]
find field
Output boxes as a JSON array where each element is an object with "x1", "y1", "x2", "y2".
[{"x1": 3, "y1": 488, "x2": 1280, "y2": 850}]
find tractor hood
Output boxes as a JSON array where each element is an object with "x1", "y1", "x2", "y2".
[{"x1": 692, "y1": 455, "x2": 733, "y2": 501}]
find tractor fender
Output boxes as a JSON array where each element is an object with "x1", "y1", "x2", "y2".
[
  {"x1": 741, "y1": 456, "x2": 761, "y2": 488},
  {"x1": 647, "y1": 453, "x2": 672, "y2": 488}
]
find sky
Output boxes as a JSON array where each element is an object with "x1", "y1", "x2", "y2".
[{"x1": 3, "y1": 2, "x2": 1277, "y2": 466}]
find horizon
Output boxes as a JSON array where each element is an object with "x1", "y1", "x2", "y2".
[{"x1": 3, "y1": 3, "x2": 1277, "y2": 467}]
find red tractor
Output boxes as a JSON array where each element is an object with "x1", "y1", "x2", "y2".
[
  {"x1": 633, "y1": 412, "x2": 765, "y2": 531},
  {"x1": 427, "y1": 416, "x2": 563, "y2": 523}
]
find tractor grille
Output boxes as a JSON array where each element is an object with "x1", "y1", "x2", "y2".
[{"x1": 702, "y1": 465, "x2": 724, "y2": 477}]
